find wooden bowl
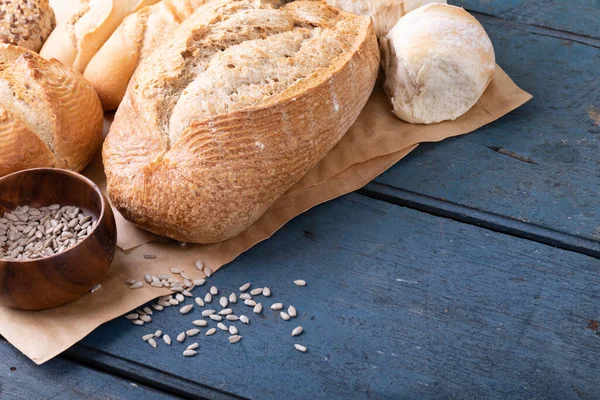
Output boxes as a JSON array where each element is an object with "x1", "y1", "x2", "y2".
[{"x1": 0, "y1": 168, "x2": 117, "y2": 310}]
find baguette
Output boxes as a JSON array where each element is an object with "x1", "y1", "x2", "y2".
[
  {"x1": 85, "y1": 0, "x2": 208, "y2": 111},
  {"x1": 40, "y1": 0, "x2": 160, "y2": 72},
  {"x1": 103, "y1": 0, "x2": 380, "y2": 243}
]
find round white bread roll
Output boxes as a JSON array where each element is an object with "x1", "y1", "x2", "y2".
[
  {"x1": 380, "y1": 4, "x2": 495, "y2": 124},
  {"x1": 0, "y1": 0, "x2": 56, "y2": 52}
]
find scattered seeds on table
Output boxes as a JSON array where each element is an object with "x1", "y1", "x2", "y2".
[
  {"x1": 183, "y1": 350, "x2": 197, "y2": 357},
  {"x1": 240, "y1": 315, "x2": 250, "y2": 324},
  {"x1": 209, "y1": 314, "x2": 223, "y2": 321},
  {"x1": 250, "y1": 288, "x2": 263, "y2": 296},
  {"x1": 142, "y1": 334, "x2": 155, "y2": 341},
  {"x1": 154, "y1": 330, "x2": 163, "y2": 337},
  {"x1": 244, "y1": 299, "x2": 256, "y2": 307},
  {"x1": 229, "y1": 293, "x2": 237, "y2": 303},
  {"x1": 229, "y1": 326, "x2": 238, "y2": 335},
  {"x1": 152, "y1": 304, "x2": 164, "y2": 311},
  {"x1": 206, "y1": 328, "x2": 216, "y2": 336},
  {"x1": 194, "y1": 279, "x2": 206, "y2": 286},
  {"x1": 263, "y1": 287, "x2": 271, "y2": 297},
  {"x1": 91, "y1": 283, "x2": 102, "y2": 293},
  {"x1": 194, "y1": 260, "x2": 204, "y2": 270},
  {"x1": 294, "y1": 344, "x2": 307, "y2": 353},
  {"x1": 239, "y1": 293, "x2": 251, "y2": 300},
  {"x1": 253, "y1": 303, "x2": 262, "y2": 314},
  {"x1": 210, "y1": 286, "x2": 218, "y2": 296},
  {"x1": 288, "y1": 306, "x2": 297, "y2": 318},
  {"x1": 219, "y1": 296, "x2": 228, "y2": 308},
  {"x1": 170, "y1": 267, "x2": 181, "y2": 274},
  {"x1": 217, "y1": 322, "x2": 228, "y2": 331},
  {"x1": 148, "y1": 338, "x2": 158, "y2": 348},
  {"x1": 143, "y1": 254, "x2": 156, "y2": 260},
  {"x1": 186, "y1": 343, "x2": 199, "y2": 351},
  {"x1": 204, "y1": 267, "x2": 212, "y2": 277},
  {"x1": 294, "y1": 280, "x2": 307, "y2": 287},
  {"x1": 182, "y1": 289, "x2": 193, "y2": 297},
  {"x1": 186, "y1": 329, "x2": 200, "y2": 337},
  {"x1": 180, "y1": 304, "x2": 193, "y2": 314},
  {"x1": 140, "y1": 315, "x2": 152, "y2": 323},
  {"x1": 163, "y1": 335, "x2": 172, "y2": 345},
  {"x1": 280, "y1": 312, "x2": 290, "y2": 321},
  {"x1": 129, "y1": 281, "x2": 143, "y2": 289},
  {"x1": 195, "y1": 297, "x2": 205, "y2": 307},
  {"x1": 202, "y1": 310, "x2": 215, "y2": 317},
  {"x1": 132, "y1": 320, "x2": 144, "y2": 326},
  {"x1": 218, "y1": 308, "x2": 233, "y2": 316},
  {"x1": 193, "y1": 319, "x2": 208, "y2": 327},
  {"x1": 125, "y1": 313, "x2": 138, "y2": 320},
  {"x1": 177, "y1": 332, "x2": 186, "y2": 342},
  {"x1": 239, "y1": 283, "x2": 251, "y2": 292},
  {"x1": 176, "y1": 293, "x2": 184, "y2": 302},
  {"x1": 292, "y1": 326, "x2": 303, "y2": 337},
  {"x1": 270, "y1": 303, "x2": 283, "y2": 311},
  {"x1": 204, "y1": 293, "x2": 212, "y2": 303},
  {"x1": 226, "y1": 315, "x2": 239, "y2": 321},
  {"x1": 169, "y1": 298, "x2": 180, "y2": 306},
  {"x1": 228, "y1": 335, "x2": 242, "y2": 344}
]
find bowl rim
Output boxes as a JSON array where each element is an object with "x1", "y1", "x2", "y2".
[{"x1": 0, "y1": 167, "x2": 107, "y2": 264}]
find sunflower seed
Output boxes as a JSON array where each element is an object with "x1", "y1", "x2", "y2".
[
  {"x1": 294, "y1": 280, "x2": 307, "y2": 287},
  {"x1": 125, "y1": 279, "x2": 136, "y2": 285},
  {"x1": 142, "y1": 334, "x2": 155, "y2": 341},
  {"x1": 226, "y1": 315, "x2": 239, "y2": 321},
  {"x1": 154, "y1": 330, "x2": 163, "y2": 337},
  {"x1": 294, "y1": 344, "x2": 307, "y2": 353},
  {"x1": 219, "y1": 297, "x2": 228, "y2": 308},
  {"x1": 163, "y1": 335, "x2": 172, "y2": 345},
  {"x1": 228, "y1": 335, "x2": 242, "y2": 344},
  {"x1": 204, "y1": 293, "x2": 212, "y2": 303},
  {"x1": 288, "y1": 306, "x2": 297, "y2": 318},
  {"x1": 183, "y1": 350, "x2": 197, "y2": 357},
  {"x1": 292, "y1": 326, "x2": 303, "y2": 336},
  {"x1": 239, "y1": 293, "x2": 252, "y2": 300},
  {"x1": 239, "y1": 283, "x2": 251, "y2": 292},
  {"x1": 183, "y1": 279, "x2": 193, "y2": 288},
  {"x1": 253, "y1": 303, "x2": 263, "y2": 314},
  {"x1": 167, "y1": 277, "x2": 179, "y2": 284},
  {"x1": 129, "y1": 282, "x2": 143, "y2": 289},
  {"x1": 209, "y1": 314, "x2": 223, "y2": 321},
  {"x1": 250, "y1": 288, "x2": 264, "y2": 296},
  {"x1": 229, "y1": 293, "x2": 237, "y2": 303},
  {"x1": 143, "y1": 307, "x2": 153, "y2": 315},
  {"x1": 180, "y1": 304, "x2": 193, "y2": 314},
  {"x1": 161, "y1": 280, "x2": 170, "y2": 288},
  {"x1": 132, "y1": 320, "x2": 144, "y2": 326},
  {"x1": 204, "y1": 267, "x2": 212, "y2": 277},
  {"x1": 144, "y1": 274, "x2": 153, "y2": 283},
  {"x1": 169, "y1": 298, "x2": 180, "y2": 306},
  {"x1": 186, "y1": 329, "x2": 200, "y2": 337},
  {"x1": 202, "y1": 310, "x2": 215, "y2": 317},
  {"x1": 144, "y1": 254, "x2": 156, "y2": 260},
  {"x1": 152, "y1": 304, "x2": 164, "y2": 311},
  {"x1": 148, "y1": 338, "x2": 158, "y2": 348},
  {"x1": 244, "y1": 299, "x2": 256, "y2": 307},
  {"x1": 270, "y1": 303, "x2": 283, "y2": 311},
  {"x1": 170, "y1": 267, "x2": 181, "y2": 274},
  {"x1": 218, "y1": 308, "x2": 233, "y2": 316},
  {"x1": 158, "y1": 300, "x2": 171, "y2": 307},
  {"x1": 240, "y1": 315, "x2": 250, "y2": 324},
  {"x1": 217, "y1": 322, "x2": 228, "y2": 331},
  {"x1": 280, "y1": 312, "x2": 290, "y2": 321},
  {"x1": 194, "y1": 279, "x2": 206, "y2": 286},
  {"x1": 151, "y1": 280, "x2": 163, "y2": 288},
  {"x1": 194, "y1": 260, "x2": 204, "y2": 270},
  {"x1": 125, "y1": 313, "x2": 139, "y2": 320},
  {"x1": 91, "y1": 283, "x2": 102, "y2": 293},
  {"x1": 158, "y1": 274, "x2": 170, "y2": 280},
  {"x1": 159, "y1": 295, "x2": 172, "y2": 301},
  {"x1": 204, "y1": 329, "x2": 217, "y2": 338},
  {"x1": 193, "y1": 319, "x2": 208, "y2": 327},
  {"x1": 263, "y1": 287, "x2": 271, "y2": 297},
  {"x1": 171, "y1": 285, "x2": 184, "y2": 292},
  {"x1": 195, "y1": 297, "x2": 205, "y2": 307},
  {"x1": 210, "y1": 286, "x2": 218, "y2": 296},
  {"x1": 186, "y1": 343, "x2": 199, "y2": 351},
  {"x1": 177, "y1": 332, "x2": 186, "y2": 342},
  {"x1": 182, "y1": 290, "x2": 193, "y2": 297},
  {"x1": 140, "y1": 315, "x2": 152, "y2": 323},
  {"x1": 229, "y1": 326, "x2": 238, "y2": 335},
  {"x1": 176, "y1": 293, "x2": 184, "y2": 302}
]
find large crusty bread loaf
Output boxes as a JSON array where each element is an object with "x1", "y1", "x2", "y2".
[
  {"x1": 39, "y1": 0, "x2": 160, "y2": 72},
  {"x1": 85, "y1": 0, "x2": 208, "y2": 111},
  {"x1": 0, "y1": 44, "x2": 103, "y2": 178},
  {"x1": 380, "y1": 4, "x2": 495, "y2": 124},
  {"x1": 103, "y1": 0, "x2": 380, "y2": 243},
  {"x1": 325, "y1": 0, "x2": 446, "y2": 37}
]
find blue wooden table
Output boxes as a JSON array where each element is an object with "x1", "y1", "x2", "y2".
[{"x1": 2, "y1": 1, "x2": 599, "y2": 399}]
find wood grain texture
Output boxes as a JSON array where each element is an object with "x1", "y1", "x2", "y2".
[
  {"x1": 0, "y1": 340, "x2": 177, "y2": 400},
  {"x1": 0, "y1": 168, "x2": 116, "y2": 310},
  {"x1": 64, "y1": 194, "x2": 600, "y2": 399},
  {"x1": 373, "y1": 18, "x2": 600, "y2": 243},
  {"x1": 454, "y1": 0, "x2": 600, "y2": 39}
]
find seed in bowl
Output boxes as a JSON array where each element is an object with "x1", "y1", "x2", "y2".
[{"x1": 0, "y1": 205, "x2": 97, "y2": 261}]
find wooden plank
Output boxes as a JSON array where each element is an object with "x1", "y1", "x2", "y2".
[
  {"x1": 63, "y1": 194, "x2": 600, "y2": 399},
  {"x1": 0, "y1": 340, "x2": 177, "y2": 400},
  {"x1": 454, "y1": 0, "x2": 600, "y2": 39},
  {"x1": 372, "y1": 18, "x2": 600, "y2": 245}
]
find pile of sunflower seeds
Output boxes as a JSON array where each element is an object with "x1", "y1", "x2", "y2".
[
  {"x1": 123, "y1": 259, "x2": 309, "y2": 357},
  {"x1": 0, "y1": 205, "x2": 97, "y2": 261}
]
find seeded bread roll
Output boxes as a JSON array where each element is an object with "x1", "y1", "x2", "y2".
[
  {"x1": 0, "y1": 44, "x2": 103, "y2": 178},
  {"x1": 0, "y1": 0, "x2": 56, "y2": 52},
  {"x1": 39, "y1": 0, "x2": 160, "y2": 73},
  {"x1": 103, "y1": 0, "x2": 380, "y2": 243},
  {"x1": 85, "y1": 0, "x2": 208, "y2": 111},
  {"x1": 325, "y1": 0, "x2": 446, "y2": 37}
]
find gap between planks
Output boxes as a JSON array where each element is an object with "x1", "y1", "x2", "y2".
[{"x1": 357, "y1": 182, "x2": 600, "y2": 260}]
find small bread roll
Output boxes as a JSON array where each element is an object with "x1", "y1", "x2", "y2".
[
  {"x1": 326, "y1": 0, "x2": 446, "y2": 37},
  {"x1": 381, "y1": 4, "x2": 495, "y2": 124},
  {"x1": 0, "y1": 0, "x2": 56, "y2": 52}
]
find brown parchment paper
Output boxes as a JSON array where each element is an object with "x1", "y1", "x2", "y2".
[{"x1": 0, "y1": 66, "x2": 531, "y2": 364}]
